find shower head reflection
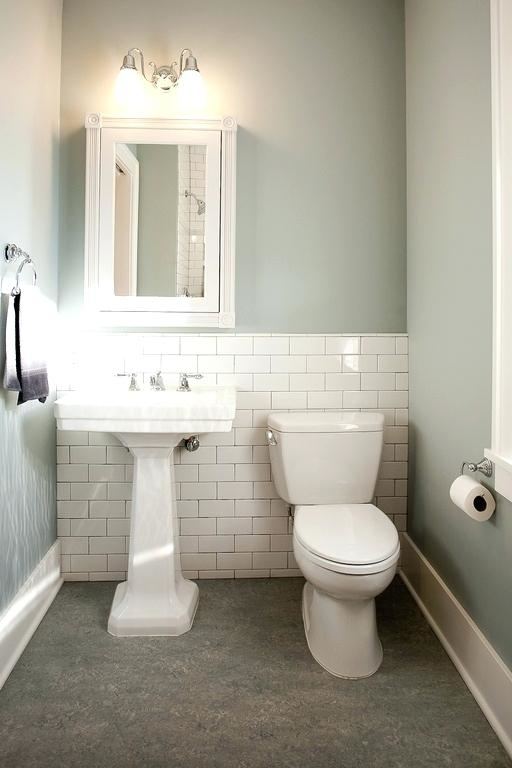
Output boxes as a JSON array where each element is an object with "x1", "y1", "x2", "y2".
[{"x1": 184, "y1": 189, "x2": 205, "y2": 215}]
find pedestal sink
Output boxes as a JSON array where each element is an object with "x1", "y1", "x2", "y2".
[{"x1": 55, "y1": 386, "x2": 236, "y2": 637}]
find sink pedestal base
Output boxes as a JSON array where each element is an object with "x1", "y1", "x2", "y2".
[
  {"x1": 107, "y1": 436, "x2": 198, "y2": 637},
  {"x1": 108, "y1": 578, "x2": 198, "y2": 637}
]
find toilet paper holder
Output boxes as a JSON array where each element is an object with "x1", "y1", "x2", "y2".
[{"x1": 460, "y1": 458, "x2": 493, "y2": 478}]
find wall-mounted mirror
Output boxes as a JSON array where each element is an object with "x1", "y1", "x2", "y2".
[
  {"x1": 84, "y1": 114, "x2": 237, "y2": 327},
  {"x1": 113, "y1": 142, "x2": 207, "y2": 299}
]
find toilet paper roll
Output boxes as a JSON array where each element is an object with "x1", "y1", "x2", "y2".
[{"x1": 449, "y1": 474, "x2": 496, "y2": 521}]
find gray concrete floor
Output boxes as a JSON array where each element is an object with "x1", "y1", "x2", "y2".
[{"x1": 0, "y1": 577, "x2": 510, "y2": 768}]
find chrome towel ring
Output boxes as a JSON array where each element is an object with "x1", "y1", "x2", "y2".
[{"x1": 4, "y1": 243, "x2": 38, "y2": 296}]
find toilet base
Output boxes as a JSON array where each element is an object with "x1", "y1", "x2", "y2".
[{"x1": 302, "y1": 581, "x2": 383, "y2": 679}]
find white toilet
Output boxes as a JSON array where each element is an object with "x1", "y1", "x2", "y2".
[{"x1": 267, "y1": 411, "x2": 400, "y2": 679}]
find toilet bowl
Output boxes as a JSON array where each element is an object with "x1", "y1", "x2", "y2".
[
  {"x1": 294, "y1": 504, "x2": 399, "y2": 678},
  {"x1": 267, "y1": 412, "x2": 400, "y2": 679}
]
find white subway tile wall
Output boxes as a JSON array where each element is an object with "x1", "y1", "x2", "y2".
[
  {"x1": 56, "y1": 333, "x2": 408, "y2": 581},
  {"x1": 176, "y1": 145, "x2": 206, "y2": 297}
]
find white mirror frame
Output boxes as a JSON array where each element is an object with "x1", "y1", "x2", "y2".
[{"x1": 84, "y1": 113, "x2": 237, "y2": 328}]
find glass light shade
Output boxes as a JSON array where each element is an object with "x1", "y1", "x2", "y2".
[
  {"x1": 176, "y1": 69, "x2": 206, "y2": 113},
  {"x1": 115, "y1": 66, "x2": 144, "y2": 106}
]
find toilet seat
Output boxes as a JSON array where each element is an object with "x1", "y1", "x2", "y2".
[{"x1": 294, "y1": 504, "x2": 400, "y2": 575}]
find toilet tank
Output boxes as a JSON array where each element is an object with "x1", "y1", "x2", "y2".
[{"x1": 267, "y1": 412, "x2": 384, "y2": 505}]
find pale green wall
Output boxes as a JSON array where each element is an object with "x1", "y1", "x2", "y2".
[
  {"x1": 136, "y1": 145, "x2": 178, "y2": 297},
  {"x1": 0, "y1": 0, "x2": 62, "y2": 613},
  {"x1": 59, "y1": 0, "x2": 406, "y2": 332},
  {"x1": 406, "y1": 0, "x2": 512, "y2": 668}
]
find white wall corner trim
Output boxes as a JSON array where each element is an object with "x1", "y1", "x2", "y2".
[
  {"x1": 400, "y1": 534, "x2": 512, "y2": 759},
  {"x1": 488, "y1": 0, "x2": 512, "y2": 500},
  {"x1": 0, "y1": 541, "x2": 63, "y2": 690}
]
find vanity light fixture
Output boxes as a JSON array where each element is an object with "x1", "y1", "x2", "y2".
[{"x1": 117, "y1": 47, "x2": 201, "y2": 95}]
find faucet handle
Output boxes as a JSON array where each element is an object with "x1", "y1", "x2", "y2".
[
  {"x1": 129, "y1": 373, "x2": 140, "y2": 391},
  {"x1": 178, "y1": 372, "x2": 203, "y2": 391},
  {"x1": 116, "y1": 372, "x2": 140, "y2": 391}
]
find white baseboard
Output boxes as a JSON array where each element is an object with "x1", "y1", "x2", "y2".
[
  {"x1": 0, "y1": 541, "x2": 63, "y2": 690},
  {"x1": 401, "y1": 534, "x2": 512, "y2": 759}
]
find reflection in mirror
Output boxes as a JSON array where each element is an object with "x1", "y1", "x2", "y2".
[{"x1": 114, "y1": 143, "x2": 206, "y2": 298}]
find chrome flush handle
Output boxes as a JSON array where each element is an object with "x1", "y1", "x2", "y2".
[{"x1": 266, "y1": 429, "x2": 277, "y2": 446}]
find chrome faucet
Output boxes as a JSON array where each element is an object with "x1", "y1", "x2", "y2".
[
  {"x1": 178, "y1": 373, "x2": 203, "y2": 392},
  {"x1": 149, "y1": 371, "x2": 166, "y2": 391}
]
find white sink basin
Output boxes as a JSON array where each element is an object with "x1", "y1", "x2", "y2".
[
  {"x1": 54, "y1": 385, "x2": 236, "y2": 639},
  {"x1": 55, "y1": 386, "x2": 236, "y2": 434}
]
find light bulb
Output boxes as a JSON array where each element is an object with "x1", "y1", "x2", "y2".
[
  {"x1": 115, "y1": 66, "x2": 144, "y2": 107},
  {"x1": 176, "y1": 69, "x2": 206, "y2": 113}
]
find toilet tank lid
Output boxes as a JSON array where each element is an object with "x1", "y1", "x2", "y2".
[{"x1": 267, "y1": 411, "x2": 384, "y2": 433}]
